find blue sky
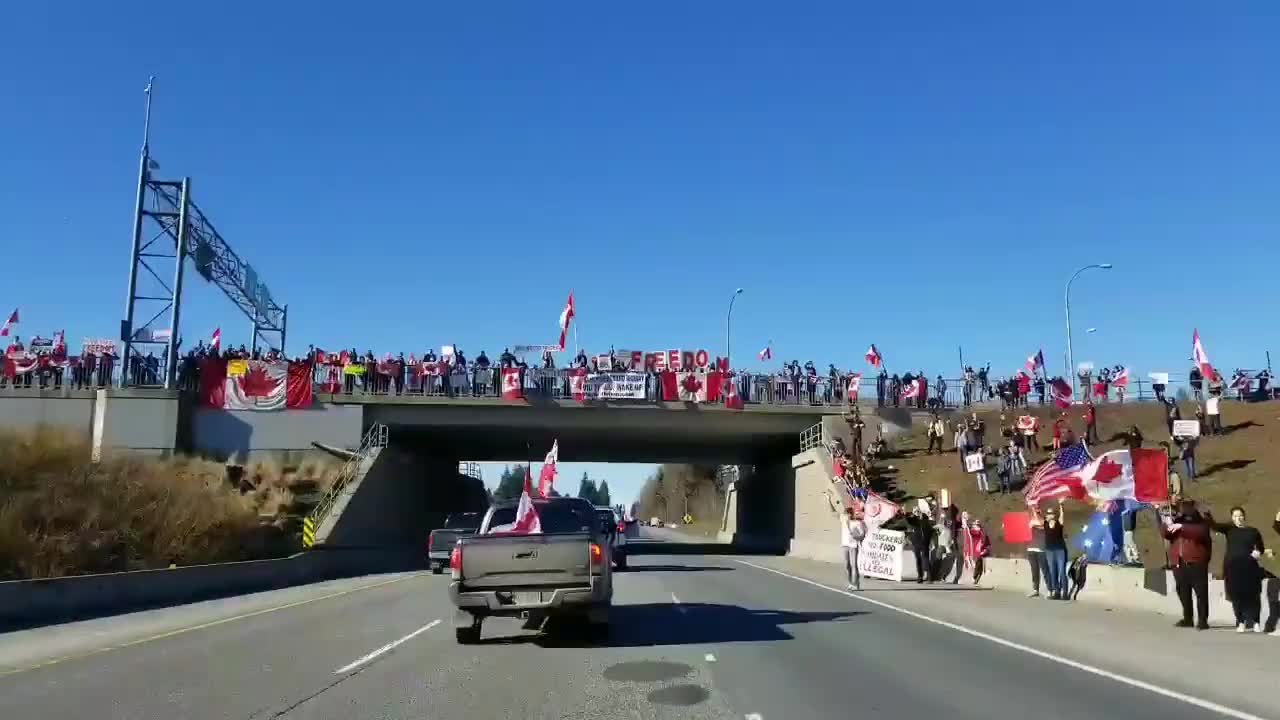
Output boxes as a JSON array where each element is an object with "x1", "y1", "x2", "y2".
[{"x1": 3, "y1": 3, "x2": 1278, "y2": 504}]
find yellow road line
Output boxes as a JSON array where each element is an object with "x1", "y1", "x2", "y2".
[{"x1": 0, "y1": 573, "x2": 421, "y2": 676}]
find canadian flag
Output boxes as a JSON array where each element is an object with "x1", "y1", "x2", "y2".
[
  {"x1": 723, "y1": 376, "x2": 744, "y2": 410},
  {"x1": 1192, "y1": 329, "x2": 1213, "y2": 378},
  {"x1": 846, "y1": 372, "x2": 862, "y2": 400},
  {"x1": 900, "y1": 378, "x2": 923, "y2": 399},
  {"x1": 676, "y1": 371, "x2": 721, "y2": 402},
  {"x1": 501, "y1": 367, "x2": 524, "y2": 400},
  {"x1": 1076, "y1": 448, "x2": 1168, "y2": 503},
  {"x1": 537, "y1": 440, "x2": 559, "y2": 497},
  {"x1": 0, "y1": 308, "x2": 18, "y2": 337},
  {"x1": 567, "y1": 367, "x2": 587, "y2": 401},
  {"x1": 1050, "y1": 377, "x2": 1073, "y2": 408},
  {"x1": 860, "y1": 490, "x2": 900, "y2": 531},
  {"x1": 557, "y1": 291, "x2": 575, "y2": 351},
  {"x1": 865, "y1": 344, "x2": 882, "y2": 368},
  {"x1": 210, "y1": 327, "x2": 221, "y2": 351},
  {"x1": 1112, "y1": 367, "x2": 1129, "y2": 387},
  {"x1": 491, "y1": 467, "x2": 543, "y2": 535},
  {"x1": 757, "y1": 345, "x2": 772, "y2": 361}
]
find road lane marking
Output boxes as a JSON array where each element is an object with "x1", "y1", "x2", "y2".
[
  {"x1": 334, "y1": 619, "x2": 440, "y2": 674},
  {"x1": 0, "y1": 574, "x2": 420, "y2": 677},
  {"x1": 704, "y1": 653, "x2": 717, "y2": 663},
  {"x1": 671, "y1": 593, "x2": 688, "y2": 614},
  {"x1": 736, "y1": 560, "x2": 1266, "y2": 720},
  {"x1": 745, "y1": 713, "x2": 763, "y2": 720}
]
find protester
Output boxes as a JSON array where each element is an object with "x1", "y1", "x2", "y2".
[
  {"x1": 841, "y1": 506, "x2": 867, "y2": 591},
  {"x1": 1083, "y1": 400, "x2": 1099, "y2": 444},
  {"x1": 1174, "y1": 434, "x2": 1198, "y2": 481},
  {"x1": 1207, "y1": 507, "x2": 1270, "y2": 633},
  {"x1": 926, "y1": 414, "x2": 945, "y2": 455},
  {"x1": 967, "y1": 518, "x2": 991, "y2": 584},
  {"x1": 1026, "y1": 513, "x2": 1047, "y2": 598},
  {"x1": 1033, "y1": 502, "x2": 1069, "y2": 600},
  {"x1": 1205, "y1": 391, "x2": 1223, "y2": 435},
  {"x1": 1163, "y1": 499, "x2": 1212, "y2": 630},
  {"x1": 907, "y1": 506, "x2": 934, "y2": 584}
]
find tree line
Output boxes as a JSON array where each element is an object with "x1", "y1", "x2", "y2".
[{"x1": 492, "y1": 465, "x2": 611, "y2": 507}]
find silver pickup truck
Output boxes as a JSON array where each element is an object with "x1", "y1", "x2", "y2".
[{"x1": 447, "y1": 496, "x2": 613, "y2": 644}]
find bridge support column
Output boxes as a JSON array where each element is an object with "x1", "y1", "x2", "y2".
[{"x1": 717, "y1": 458, "x2": 792, "y2": 553}]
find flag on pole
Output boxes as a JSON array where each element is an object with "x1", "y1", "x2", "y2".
[
  {"x1": 1192, "y1": 329, "x2": 1213, "y2": 378},
  {"x1": 1076, "y1": 448, "x2": 1169, "y2": 503},
  {"x1": 865, "y1": 344, "x2": 882, "y2": 368},
  {"x1": 537, "y1": 440, "x2": 559, "y2": 497},
  {"x1": 491, "y1": 466, "x2": 543, "y2": 535},
  {"x1": 1025, "y1": 349, "x2": 1045, "y2": 374},
  {"x1": 557, "y1": 291, "x2": 575, "y2": 351},
  {"x1": 1112, "y1": 367, "x2": 1129, "y2": 386},
  {"x1": 210, "y1": 327, "x2": 221, "y2": 351},
  {"x1": 0, "y1": 308, "x2": 18, "y2": 337},
  {"x1": 757, "y1": 345, "x2": 772, "y2": 361},
  {"x1": 860, "y1": 491, "x2": 900, "y2": 531}
]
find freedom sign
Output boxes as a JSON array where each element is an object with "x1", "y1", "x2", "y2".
[{"x1": 858, "y1": 528, "x2": 905, "y2": 582}]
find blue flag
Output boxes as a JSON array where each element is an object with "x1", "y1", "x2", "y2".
[{"x1": 1073, "y1": 499, "x2": 1148, "y2": 564}]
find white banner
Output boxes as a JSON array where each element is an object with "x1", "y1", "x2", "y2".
[
  {"x1": 586, "y1": 372, "x2": 647, "y2": 400},
  {"x1": 1173, "y1": 420, "x2": 1200, "y2": 438},
  {"x1": 964, "y1": 452, "x2": 985, "y2": 473},
  {"x1": 858, "y1": 528, "x2": 904, "y2": 582},
  {"x1": 1148, "y1": 372, "x2": 1169, "y2": 385}
]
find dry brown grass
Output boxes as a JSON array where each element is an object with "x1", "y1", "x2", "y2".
[
  {"x1": 869, "y1": 399, "x2": 1280, "y2": 575},
  {"x1": 0, "y1": 427, "x2": 305, "y2": 580}
]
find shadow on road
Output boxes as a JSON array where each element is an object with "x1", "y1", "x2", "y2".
[
  {"x1": 628, "y1": 541, "x2": 785, "y2": 557},
  {"x1": 477, "y1": 602, "x2": 868, "y2": 649},
  {"x1": 621, "y1": 564, "x2": 733, "y2": 573}
]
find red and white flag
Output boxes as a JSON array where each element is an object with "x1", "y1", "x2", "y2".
[
  {"x1": 537, "y1": 440, "x2": 559, "y2": 497},
  {"x1": 677, "y1": 372, "x2": 720, "y2": 402},
  {"x1": 0, "y1": 308, "x2": 18, "y2": 337},
  {"x1": 206, "y1": 359, "x2": 312, "y2": 411},
  {"x1": 723, "y1": 376, "x2": 745, "y2": 410},
  {"x1": 491, "y1": 467, "x2": 543, "y2": 535},
  {"x1": 900, "y1": 377, "x2": 923, "y2": 400},
  {"x1": 568, "y1": 367, "x2": 587, "y2": 401},
  {"x1": 501, "y1": 367, "x2": 524, "y2": 400},
  {"x1": 757, "y1": 345, "x2": 772, "y2": 361},
  {"x1": 1050, "y1": 377, "x2": 1073, "y2": 408},
  {"x1": 1077, "y1": 448, "x2": 1169, "y2": 504},
  {"x1": 861, "y1": 491, "x2": 900, "y2": 531},
  {"x1": 210, "y1": 327, "x2": 221, "y2": 351},
  {"x1": 846, "y1": 372, "x2": 862, "y2": 400},
  {"x1": 557, "y1": 291, "x2": 575, "y2": 351},
  {"x1": 1192, "y1": 329, "x2": 1213, "y2": 377},
  {"x1": 865, "y1": 344, "x2": 882, "y2": 368},
  {"x1": 1112, "y1": 367, "x2": 1129, "y2": 386}
]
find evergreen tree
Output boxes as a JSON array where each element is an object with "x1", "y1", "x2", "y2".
[
  {"x1": 596, "y1": 479, "x2": 612, "y2": 508},
  {"x1": 576, "y1": 471, "x2": 599, "y2": 504},
  {"x1": 494, "y1": 464, "x2": 527, "y2": 501}
]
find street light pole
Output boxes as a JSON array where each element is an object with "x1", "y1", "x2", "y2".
[
  {"x1": 1065, "y1": 263, "x2": 1113, "y2": 395},
  {"x1": 725, "y1": 288, "x2": 743, "y2": 368}
]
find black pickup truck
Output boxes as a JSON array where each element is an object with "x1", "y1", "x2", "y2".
[{"x1": 428, "y1": 512, "x2": 483, "y2": 574}]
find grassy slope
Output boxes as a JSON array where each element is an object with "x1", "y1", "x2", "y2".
[
  {"x1": 867, "y1": 399, "x2": 1280, "y2": 575},
  {"x1": 0, "y1": 427, "x2": 340, "y2": 580}
]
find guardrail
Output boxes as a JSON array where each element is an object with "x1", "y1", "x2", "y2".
[
  {"x1": 799, "y1": 423, "x2": 823, "y2": 452},
  {"x1": 307, "y1": 423, "x2": 388, "y2": 538}
]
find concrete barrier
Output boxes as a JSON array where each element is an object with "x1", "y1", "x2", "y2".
[{"x1": 0, "y1": 548, "x2": 421, "y2": 629}]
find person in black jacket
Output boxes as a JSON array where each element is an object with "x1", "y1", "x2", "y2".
[
  {"x1": 907, "y1": 507, "x2": 934, "y2": 584},
  {"x1": 1207, "y1": 507, "x2": 1271, "y2": 633}
]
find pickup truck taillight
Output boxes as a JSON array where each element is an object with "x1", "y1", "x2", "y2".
[
  {"x1": 428, "y1": 530, "x2": 437, "y2": 548},
  {"x1": 589, "y1": 542, "x2": 603, "y2": 569},
  {"x1": 449, "y1": 545, "x2": 462, "y2": 579},
  {"x1": 617, "y1": 520, "x2": 626, "y2": 533}
]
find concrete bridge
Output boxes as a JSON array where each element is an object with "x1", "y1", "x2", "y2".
[{"x1": 0, "y1": 387, "x2": 914, "y2": 564}]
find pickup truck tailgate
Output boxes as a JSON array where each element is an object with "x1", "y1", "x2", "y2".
[{"x1": 459, "y1": 533, "x2": 592, "y2": 589}]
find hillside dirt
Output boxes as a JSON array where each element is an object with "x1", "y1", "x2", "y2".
[{"x1": 863, "y1": 398, "x2": 1280, "y2": 577}]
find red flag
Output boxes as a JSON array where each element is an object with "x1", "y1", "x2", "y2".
[
  {"x1": 537, "y1": 440, "x2": 558, "y2": 497},
  {"x1": 1002, "y1": 512, "x2": 1033, "y2": 543},
  {"x1": 900, "y1": 378, "x2": 922, "y2": 399},
  {"x1": 1112, "y1": 367, "x2": 1129, "y2": 386},
  {"x1": 723, "y1": 376, "x2": 744, "y2": 409},
  {"x1": 0, "y1": 308, "x2": 17, "y2": 337},
  {"x1": 1192, "y1": 329, "x2": 1213, "y2": 378},
  {"x1": 557, "y1": 291, "x2": 575, "y2": 351},
  {"x1": 491, "y1": 467, "x2": 543, "y2": 535},
  {"x1": 1050, "y1": 377, "x2": 1073, "y2": 408},
  {"x1": 210, "y1": 327, "x2": 221, "y2": 351},
  {"x1": 861, "y1": 491, "x2": 899, "y2": 530},
  {"x1": 846, "y1": 372, "x2": 862, "y2": 400},
  {"x1": 865, "y1": 344, "x2": 881, "y2": 368},
  {"x1": 501, "y1": 367, "x2": 524, "y2": 400}
]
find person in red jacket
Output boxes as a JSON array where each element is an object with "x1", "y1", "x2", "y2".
[{"x1": 1163, "y1": 498, "x2": 1213, "y2": 629}]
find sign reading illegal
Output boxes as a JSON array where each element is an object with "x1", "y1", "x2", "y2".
[{"x1": 858, "y1": 528, "x2": 905, "y2": 582}]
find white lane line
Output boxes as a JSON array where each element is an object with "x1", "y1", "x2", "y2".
[
  {"x1": 671, "y1": 593, "x2": 688, "y2": 614},
  {"x1": 745, "y1": 713, "x2": 763, "y2": 720},
  {"x1": 704, "y1": 653, "x2": 717, "y2": 663},
  {"x1": 334, "y1": 619, "x2": 440, "y2": 675},
  {"x1": 736, "y1": 560, "x2": 1265, "y2": 720}
]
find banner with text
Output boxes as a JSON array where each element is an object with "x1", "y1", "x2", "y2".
[
  {"x1": 858, "y1": 528, "x2": 905, "y2": 582},
  {"x1": 586, "y1": 372, "x2": 647, "y2": 400}
]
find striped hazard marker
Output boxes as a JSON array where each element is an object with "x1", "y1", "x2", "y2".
[{"x1": 302, "y1": 516, "x2": 316, "y2": 548}]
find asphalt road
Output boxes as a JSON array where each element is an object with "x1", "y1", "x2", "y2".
[{"x1": 0, "y1": 530, "x2": 1272, "y2": 720}]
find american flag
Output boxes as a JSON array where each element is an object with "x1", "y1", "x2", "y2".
[{"x1": 1023, "y1": 442, "x2": 1092, "y2": 505}]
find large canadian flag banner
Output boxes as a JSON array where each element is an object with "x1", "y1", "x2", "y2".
[
  {"x1": 501, "y1": 368, "x2": 524, "y2": 400},
  {"x1": 201, "y1": 359, "x2": 312, "y2": 411},
  {"x1": 660, "y1": 371, "x2": 723, "y2": 403}
]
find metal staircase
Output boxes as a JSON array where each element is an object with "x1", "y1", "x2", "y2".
[{"x1": 305, "y1": 423, "x2": 388, "y2": 547}]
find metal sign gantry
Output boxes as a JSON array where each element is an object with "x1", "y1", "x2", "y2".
[{"x1": 119, "y1": 78, "x2": 287, "y2": 387}]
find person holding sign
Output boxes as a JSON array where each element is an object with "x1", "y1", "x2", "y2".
[{"x1": 841, "y1": 507, "x2": 867, "y2": 591}]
